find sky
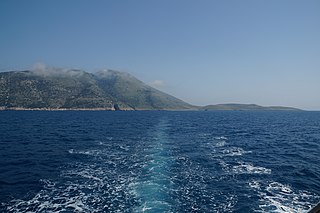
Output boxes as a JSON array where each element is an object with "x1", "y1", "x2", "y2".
[{"x1": 0, "y1": 0, "x2": 319, "y2": 110}]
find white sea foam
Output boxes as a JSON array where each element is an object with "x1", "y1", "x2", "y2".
[
  {"x1": 119, "y1": 145, "x2": 130, "y2": 151},
  {"x1": 222, "y1": 147, "x2": 252, "y2": 156},
  {"x1": 135, "y1": 200, "x2": 172, "y2": 213},
  {"x1": 217, "y1": 194, "x2": 237, "y2": 212},
  {"x1": 214, "y1": 136, "x2": 228, "y2": 140},
  {"x1": 249, "y1": 180, "x2": 261, "y2": 190},
  {"x1": 249, "y1": 181, "x2": 318, "y2": 213},
  {"x1": 198, "y1": 133, "x2": 211, "y2": 138},
  {"x1": 212, "y1": 146, "x2": 251, "y2": 158},
  {"x1": 6, "y1": 190, "x2": 92, "y2": 213},
  {"x1": 209, "y1": 137, "x2": 252, "y2": 157},
  {"x1": 215, "y1": 140, "x2": 227, "y2": 147},
  {"x1": 95, "y1": 137, "x2": 113, "y2": 146},
  {"x1": 5, "y1": 154, "x2": 137, "y2": 213},
  {"x1": 68, "y1": 149, "x2": 103, "y2": 156},
  {"x1": 232, "y1": 162, "x2": 271, "y2": 174},
  {"x1": 220, "y1": 161, "x2": 271, "y2": 175}
]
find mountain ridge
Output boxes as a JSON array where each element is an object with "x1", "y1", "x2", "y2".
[
  {"x1": 0, "y1": 69, "x2": 193, "y2": 110},
  {"x1": 0, "y1": 69, "x2": 301, "y2": 111}
]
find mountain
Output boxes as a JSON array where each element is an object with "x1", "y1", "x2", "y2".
[
  {"x1": 200, "y1": 104, "x2": 301, "y2": 111},
  {"x1": 0, "y1": 69, "x2": 193, "y2": 110},
  {"x1": 0, "y1": 69, "x2": 302, "y2": 111},
  {"x1": 94, "y1": 70, "x2": 194, "y2": 110}
]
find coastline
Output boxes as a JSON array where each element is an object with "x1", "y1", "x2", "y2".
[
  {"x1": 0, "y1": 107, "x2": 195, "y2": 111},
  {"x1": 0, "y1": 107, "x2": 124, "y2": 111}
]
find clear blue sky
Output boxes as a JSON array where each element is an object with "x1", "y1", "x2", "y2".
[{"x1": 1, "y1": 0, "x2": 319, "y2": 110}]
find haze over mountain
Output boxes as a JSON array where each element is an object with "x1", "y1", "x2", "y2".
[{"x1": 0, "y1": 69, "x2": 193, "y2": 110}]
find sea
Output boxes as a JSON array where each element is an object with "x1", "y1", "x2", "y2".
[{"x1": 0, "y1": 110, "x2": 319, "y2": 213}]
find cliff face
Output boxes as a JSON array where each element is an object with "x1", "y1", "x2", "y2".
[{"x1": 0, "y1": 69, "x2": 192, "y2": 110}]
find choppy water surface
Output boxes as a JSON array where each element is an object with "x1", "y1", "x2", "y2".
[{"x1": 0, "y1": 111, "x2": 319, "y2": 212}]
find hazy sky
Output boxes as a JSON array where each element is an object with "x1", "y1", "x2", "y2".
[{"x1": 1, "y1": 0, "x2": 319, "y2": 110}]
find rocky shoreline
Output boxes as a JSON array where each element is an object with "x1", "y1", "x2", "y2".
[{"x1": 0, "y1": 107, "x2": 134, "y2": 111}]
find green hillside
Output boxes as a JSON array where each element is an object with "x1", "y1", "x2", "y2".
[
  {"x1": 0, "y1": 69, "x2": 192, "y2": 110},
  {"x1": 0, "y1": 69, "x2": 302, "y2": 111},
  {"x1": 95, "y1": 70, "x2": 193, "y2": 110}
]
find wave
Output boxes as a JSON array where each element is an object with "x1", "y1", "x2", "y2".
[
  {"x1": 222, "y1": 147, "x2": 252, "y2": 156},
  {"x1": 215, "y1": 140, "x2": 227, "y2": 147},
  {"x1": 68, "y1": 149, "x2": 102, "y2": 156},
  {"x1": 249, "y1": 181, "x2": 319, "y2": 213},
  {"x1": 206, "y1": 136, "x2": 252, "y2": 157},
  {"x1": 4, "y1": 162, "x2": 137, "y2": 213},
  {"x1": 232, "y1": 162, "x2": 271, "y2": 174},
  {"x1": 220, "y1": 161, "x2": 271, "y2": 175},
  {"x1": 210, "y1": 147, "x2": 252, "y2": 158},
  {"x1": 214, "y1": 136, "x2": 228, "y2": 140}
]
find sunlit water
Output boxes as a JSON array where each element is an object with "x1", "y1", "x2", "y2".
[{"x1": 0, "y1": 111, "x2": 319, "y2": 212}]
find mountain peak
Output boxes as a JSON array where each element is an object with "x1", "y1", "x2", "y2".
[{"x1": 95, "y1": 69, "x2": 137, "y2": 80}]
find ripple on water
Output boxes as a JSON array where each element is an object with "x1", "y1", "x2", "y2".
[{"x1": 2, "y1": 112, "x2": 320, "y2": 213}]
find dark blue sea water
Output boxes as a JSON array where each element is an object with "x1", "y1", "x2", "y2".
[{"x1": 0, "y1": 111, "x2": 319, "y2": 213}]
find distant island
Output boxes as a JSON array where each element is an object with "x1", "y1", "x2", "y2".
[
  {"x1": 200, "y1": 104, "x2": 301, "y2": 111},
  {"x1": 0, "y1": 69, "x2": 301, "y2": 111}
]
